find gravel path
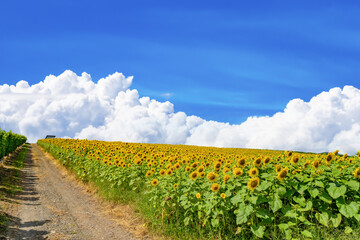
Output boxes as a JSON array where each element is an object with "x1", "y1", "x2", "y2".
[{"x1": 7, "y1": 144, "x2": 137, "y2": 240}]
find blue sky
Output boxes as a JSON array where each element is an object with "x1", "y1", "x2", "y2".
[{"x1": 1, "y1": 0, "x2": 360, "y2": 124}]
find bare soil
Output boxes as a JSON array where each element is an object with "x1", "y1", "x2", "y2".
[{"x1": 3, "y1": 144, "x2": 140, "y2": 240}]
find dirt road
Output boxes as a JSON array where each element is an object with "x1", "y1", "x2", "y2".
[{"x1": 6, "y1": 144, "x2": 137, "y2": 240}]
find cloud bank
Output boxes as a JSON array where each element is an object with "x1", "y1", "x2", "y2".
[{"x1": 1, "y1": 70, "x2": 360, "y2": 154}]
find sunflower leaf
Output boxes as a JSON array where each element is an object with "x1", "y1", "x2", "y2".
[
  {"x1": 250, "y1": 225, "x2": 265, "y2": 238},
  {"x1": 235, "y1": 203, "x2": 253, "y2": 225},
  {"x1": 327, "y1": 183, "x2": 346, "y2": 199},
  {"x1": 269, "y1": 194, "x2": 282, "y2": 213}
]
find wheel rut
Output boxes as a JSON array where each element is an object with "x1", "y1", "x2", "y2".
[{"x1": 7, "y1": 144, "x2": 137, "y2": 240}]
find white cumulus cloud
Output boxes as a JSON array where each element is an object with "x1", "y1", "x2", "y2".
[{"x1": 1, "y1": 70, "x2": 360, "y2": 155}]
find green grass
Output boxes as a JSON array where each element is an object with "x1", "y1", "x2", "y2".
[{"x1": 0, "y1": 143, "x2": 29, "y2": 235}]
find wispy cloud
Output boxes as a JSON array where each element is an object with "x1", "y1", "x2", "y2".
[{"x1": 160, "y1": 92, "x2": 173, "y2": 98}]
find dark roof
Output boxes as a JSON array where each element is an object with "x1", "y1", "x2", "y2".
[{"x1": 45, "y1": 135, "x2": 56, "y2": 139}]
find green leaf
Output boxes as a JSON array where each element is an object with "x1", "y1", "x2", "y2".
[
  {"x1": 278, "y1": 223, "x2": 289, "y2": 230},
  {"x1": 308, "y1": 188, "x2": 320, "y2": 198},
  {"x1": 319, "y1": 191, "x2": 332, "y2": 204},
  {"x1": 284, "y1": 209, "x2": 297, "y2": 218},
  {"x1": 256, "y1": 208, "x2": 271, "y2": 219},
  {"x1": 332, "y1": 168, "x2": 341, "y2": 177},
  {"x1": 314, "y1": 180, "x2": 324, "y2": 188},
  {"x1": 298, "y1": 183, "x2": 310, "y2": 195},
  {"x1": 301, "y1": 230, "x2": 313, "y2": 238},
  {"x1": 327, "y1": 183, "x2": 347, "y2": 199},
  {"x1": 315, "y1": 212, "x2": 329, "y2": 227},
  {"x1": 284, "y1": 189, "x2": 296, "y2": 198},
  {"x1": 345, "y1": 226, "x2": 353, "y2": 234},
  {"x1": 184, "y1": 216, "x2": 191, "y2": 226},
  {"x1": 250, "y1": 225, "x2": 265, "y2": 238},
  {"x1": 293, "y1": 195, "x2": 306, "y2": 207},
  {"x1": 256, "y1": 195, "x2": 268, "y2": 205},
  {"x1": 299, "y1": 201, "x2": 313, "y2": 212},
  {"x1": 337, "y1": 200, "x2": 359, "y2": 218},
  {"x1": 330, "y1": 213, "x2": 342, "y2": 228},
  {"x1": 249, "y1": 196, "x2": 258, "y2": 205},
  {"x1": 269, "y1": 194, "x2": 283, "y2": 213},
  {"x1": 354, "y1": 213, "x2": 360, "y2": 222},
  {"x1": 284, "y1": 229, "x2": 292, "y2": 240},
  {"x1": 345, "y1": 180, "x2": 360, "y2": 192},
  {"x1": 231, "y1": 194, "x2": 243, "y2": 205},
  {"x1": 258, "y1": 180, "x2": 272, "y2": 191},
  {"x1": 211, "y1": 218, "x2": 219, "y2": 227},
  {"x1": 276, "y1": 186, "x2": 287, "y2": 196},
  {"x1": 235, "y1": 203, "x2": 253, "y2": 225}
]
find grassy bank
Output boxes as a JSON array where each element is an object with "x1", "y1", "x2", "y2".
[{"x1": 0, "y1": 144, "x2": 29, "y2": 235}]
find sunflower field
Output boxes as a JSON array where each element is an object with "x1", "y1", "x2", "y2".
[{"x1": 37, "y1": 138, "x2": 360, "y2": 239}]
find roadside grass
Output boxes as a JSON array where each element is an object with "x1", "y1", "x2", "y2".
[{"x1": 0, "y1": 143, "x2": 29, "y2": 235}]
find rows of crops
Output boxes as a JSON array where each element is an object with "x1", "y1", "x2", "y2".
[
  {"x1": 38, "y1": 138, "x2": 360, "y2": 239},
  {"x1": 0, "y1": 129, "x2": 27, "y2": 159}
]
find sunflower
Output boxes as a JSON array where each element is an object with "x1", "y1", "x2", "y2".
[
  {"x1": 220, "y1": 193, "x2": 226, "y2": 199},
  {"x1": 191, "y1": 162, "x2": 198, "y2": 169},
  {"x1": 291, "y1": 155, "x2": 299, "y2": 165},
  {"x1": 303, "y1": 161, "x2": 310, "y2": 169},
  {"x1": 264, "y1": 157, "x2": 271, "y2": 164},
  {"x1": 146, "y1": 170, "x2": 152, "y2": 177},
  {"x1": 223, "y1": 174, "x2": 231, "y2": 183},
  {"x1": 185, "y1": 166, "x2": 191, "y2": 172},
  {"x1": 199, "y1": 172, "x2": 205, "y2": 178},
  {"x1": 253, "y1": 158, "x2": 262, "y2": 166},
  {"x1": 190, "y1": 171, "x2": 198, "y2": 180},
  {"x1": 238, "y1": 158, "x2": 246, "y2": 167},
  {"x1": 214, "y1": 162, "x2": 222, "y2": 171},
  {"x1": 151, "y1": 179, "x2": 159, "y2": 186},
  {"x1": 207, "y1": 172, "x2": 218, "y2": 182},
  {"x1": 275, "y1": 164, "x2": 282, "y2": 173},
  {"x1": 196, "y1": 193, "x2": 201, "y2": 199},
  {"x1": 326, "y1": 154, "x2": 333, "y2": 164},
  {"x1": 287, "y1": 150, "x2": 293, "y2": 157},
  {"x1": 313, "y1": 160, "x2": 320, "y2": 169},
  {"x1": 222, "y1": 167, "x2": 230, "y2": 174},
  {"x1": 173, "y1": 183, "x2": 178, "y2": 189},
  {"x1": 174, "y1": 163, "x2": 181, "y2": 169},
  {"x1": 248, "y1": 167, "x2": 259, "y2": 177},
  {"x1": 197, "y1": 166, "x2": 205, "y2": 173},
  {"x1": 277, "y1": 167, "x2": 288, "y2": 181},
  {"x1": 233, "y1": 168, "x2": 243, "y2": 177},
  {"x1": 211, "y1": 183, "x2": 220, "y2": 192},
  {"x1": 159, "y1": 169, "x2": 166, "y2": 176},
  {"x1": 248, "y1": 177, "x2": 260, "y2": 191},
  {"x1": 354, "y1": 167, "x2": 360, "y2": 178},
  {"x1": 166, "y1": 169, "x2": 173, "y2": 176}
]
